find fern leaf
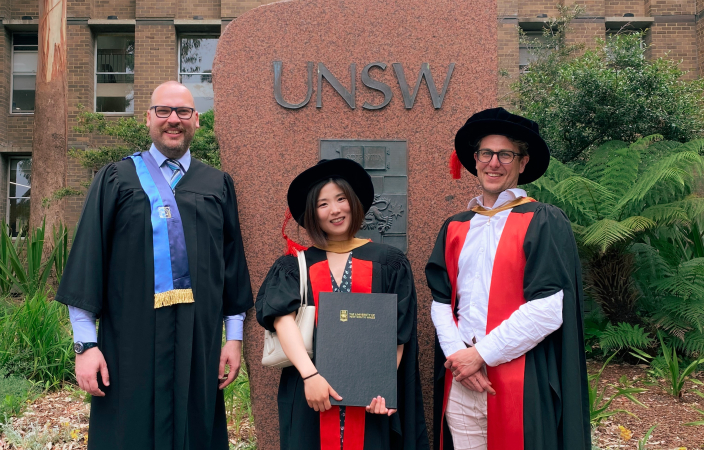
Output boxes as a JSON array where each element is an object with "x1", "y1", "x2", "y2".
[
  {"x1": 599, "y1": 147, "x2": 640, "y2": 200},
  {"x1": 640, "y1": 204, "x2": 690, "y2": 227},
  {"x1": 582, "y1": 140, "x2": 629, "y2": 181},
  {"x1": 600, "y1": 322, "x2": 653, "y2": 352},
  {"x1": 620, "y1": 216, "x2": 657, "y2": 233},
  {"x1": 615, "y1": 151, "x2": 704, "y2": 217},
  {"x1": 582, "y1": 219, "x2": 635, "y2": 252}
]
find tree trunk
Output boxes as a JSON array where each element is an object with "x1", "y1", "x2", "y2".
[
  {"x1": 29, "y1": 0, "x2": 68, "y2": 234},
  {"x1": 586, "y1": 249, "x2": 641, "y2": 324}
]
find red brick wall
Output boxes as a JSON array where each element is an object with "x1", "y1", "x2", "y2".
[
  {"x1": 0, "y1": 31, "x2": 9, "y2": 145},
  {"x1": 518, "y1": 0, "x2": 560, "y2": 18},
  {"x1": 178, "y1": 0, "x2": 219, "y2": 20},
  {"x1": 565, "y1": 21, "x2": 605, "y2": 50},
  {"x1": 570, "y1": 0, "x2": 606, "y2": 16},
  {"x1": 134, "y1": 23, "x2": 177, "y2": 113},
  {"x1": 647, "y1": 21, "x2": 698, "y2": 78},
  {"x1": 94, "y1": 0, "x2": 135, "y2": 20},
  {"x1": 497, "y1": 20, "x2": 519, "y2": 107},
  {"x1": 605, "y1": 0, "x2": 645, "y2": 16},
  {"x1": 11, "y1": 0, "x2": 38, "y2": 18},
  {"x1": 221, "y1": 0, "x2": 277, "y2": 20},
  {"x1": 648, "y1": 0, "x2": 695, "y2": 15}
]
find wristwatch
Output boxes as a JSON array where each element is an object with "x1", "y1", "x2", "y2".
[{"x1": 74, "y1": 341, "x2": 98, "y2": 354}]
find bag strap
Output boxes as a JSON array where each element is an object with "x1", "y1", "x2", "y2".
[{"x1": 297, "y1": 250, "x2": 308, "y2": 308}]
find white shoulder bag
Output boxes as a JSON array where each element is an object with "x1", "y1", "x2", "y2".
[{"x1": 261, "y1": 250, "x2": 315, "y2": 368}]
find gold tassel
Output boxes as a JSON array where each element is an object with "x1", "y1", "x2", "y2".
[{"x1": 154, "y1": 289, "x2": 195, "y2": 309}]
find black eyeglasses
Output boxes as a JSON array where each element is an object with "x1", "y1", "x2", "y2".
[
  {"x1": 150, "y1": 106, "x2": 195, "y2": 119},
  {"x1": 475, "y1": 149, "x2": 523, "y2": 164}
]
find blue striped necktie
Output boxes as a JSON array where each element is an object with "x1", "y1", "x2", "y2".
[{"x1": 165, "y1": 159, "x2": 184, "y2": 191}]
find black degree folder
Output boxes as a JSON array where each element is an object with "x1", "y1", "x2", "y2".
[{"x1": 316, "y1": 292, "x2": 397, "y2": 409}]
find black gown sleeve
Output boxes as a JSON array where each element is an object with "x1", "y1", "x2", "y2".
[
  {"x1": 255, "y1": 255, "x2": 301, "y2": 332},
  {"x1": 523, "y1": 204, "x2": 591, "y2": 449},
  {"x1": 424, "y1": 217, "x2": 453, "y2": 305},
  {"x1": 55, "y1": 163, "x2": 120, "y2": 316},
  {"x1": 383, "y1": 246, "x2": 417, "y2": 346},
  {"x1": 523, "y1": 204, "x2": 578, "y2": 302},
  {"x1": 222, "y1": 173, "x2": 254, "y2": 316}
]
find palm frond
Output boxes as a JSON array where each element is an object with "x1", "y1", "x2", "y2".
[{"x1": 581, "y1": 219, "x2": 635, "y2": 252}]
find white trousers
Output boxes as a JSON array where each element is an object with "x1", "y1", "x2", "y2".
[{"x1": 445, "y1": 378, "x2": 488, "y2": 450}]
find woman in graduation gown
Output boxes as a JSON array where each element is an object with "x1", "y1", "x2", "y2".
[{"x1": 256, "y1": 159, "x2": 429, "y2": 450}]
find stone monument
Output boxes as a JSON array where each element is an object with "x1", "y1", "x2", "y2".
[{"x1": 213, "y1": 0, "x2": 497, "y2": 447}]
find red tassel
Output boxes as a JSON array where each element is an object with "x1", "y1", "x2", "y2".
[
  {"x1": 450, "y1": 150, "x2": 462, "y2": 179},
  {"x1": 282, "y1": 208, "x2": 307, "y2": 256}
]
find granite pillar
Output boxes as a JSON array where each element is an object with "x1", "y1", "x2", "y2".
[{"x1": 213, "y1": 0, "x2": 497, "y2": 447}]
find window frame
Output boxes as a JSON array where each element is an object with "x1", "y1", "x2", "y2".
[
  {"x1": 94, "y1": 33, "x2": 135, "y2": 116},
  {"x1": 178, "y1": 34, "x2": 219, "y2": 112},
  {"x1": 10, "y1": 32, "x2": 38, "y2": 115},
  {"x1": 7, "y1": 155, "x2": 32, "y2": 238}
]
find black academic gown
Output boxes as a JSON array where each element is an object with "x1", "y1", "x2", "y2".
[
  {"x1": 56, "y1": 158, "x2": 253, "y2": 450},
  {"x1": 425, "y1": 202, "x2": 590, "y2": 450},
  {"x1": 256, "y1": 243, "x2": 429, "y2": 450}
]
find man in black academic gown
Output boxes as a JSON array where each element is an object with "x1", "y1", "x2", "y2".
[
  {"x1": 425, "y1": 108, "x2": 590, "y2": 450},
  {"x1": 56, "y1": 81, "x2": 253, "y2": 450}
]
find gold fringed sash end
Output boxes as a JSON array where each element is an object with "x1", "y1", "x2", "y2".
[{"x1": 154, "y1": 289, "x2": 195, "y2": 309}]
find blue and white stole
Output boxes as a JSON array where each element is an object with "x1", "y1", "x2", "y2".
[{"x1": 127, "y1": 151, "x2": 194, "y2": 308}]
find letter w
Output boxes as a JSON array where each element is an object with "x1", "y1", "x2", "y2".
[{"x1": 392, "y1": 63, "x2": 455, "y2": 109}]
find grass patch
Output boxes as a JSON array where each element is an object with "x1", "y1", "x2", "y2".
[
  {"x1": 225, "y1": 363, "x2": 256, "y2": 449},
  {"x1": 0, "y1": 292, "x2": 74, "y2": 388}
]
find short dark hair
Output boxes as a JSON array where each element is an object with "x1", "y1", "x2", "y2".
[
  {"x1": 475, "y1": 135, "x2": 529, "y2": 156},
  {"x1": 302, "y1": 178, "x2": 366, "y2": 248}
]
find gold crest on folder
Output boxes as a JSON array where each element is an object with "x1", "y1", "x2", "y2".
[{"x1": 340, "y1": 310, "x2": 348, "y2": 322}]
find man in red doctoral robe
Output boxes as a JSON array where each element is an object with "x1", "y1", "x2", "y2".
[{"x1": 425, "y1": 108, "x2": 590, "y2": 450}]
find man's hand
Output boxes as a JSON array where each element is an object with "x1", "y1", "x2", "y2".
[
  {"x1": 459, "y1": 370, "x2": 496, "y2": 395},
  {"x1": 76, "y1": 347, "x2": 109, "y2": 397},
  {"x1": 445, "y1": 347, "x2": 485, "y2": 381},
  {"x1": 218, "y1": 340, "x2": 242, "y2": 390}
]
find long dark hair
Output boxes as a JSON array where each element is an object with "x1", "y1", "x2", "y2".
[{"x1": 302, "y1": 178, "x2": 365, "y2": 248}]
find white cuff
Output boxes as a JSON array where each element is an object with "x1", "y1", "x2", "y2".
[{"x1": 431, "y1": 301, "x2": 467, "y2": 358}]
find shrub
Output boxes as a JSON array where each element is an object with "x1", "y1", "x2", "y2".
[
  {"x1": 0, "y1": 368, "x2": 39, "y2": 424},
  {"x1": 525, "y1": 137, "x2": 704, "y2": 324},
  {"x1": 511, "y1": 9, "x2": 704, "y2": 162},
  {"x1": 70, "y1": 108, "x2": 221, "y2": 172},
  {"x1": 0, "y1": 292, "x2": 74, "y2": 387}
]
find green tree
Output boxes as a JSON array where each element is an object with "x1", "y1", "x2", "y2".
[
  {"x1": 70, "y1": 108, "x2": 221, "y2": 172},
  {"x1": 524, "y1": 136, "x2": 704, "y2": 325},
  {"x1": 511, "y1": 15, "x2": 704, "y2": 162}
]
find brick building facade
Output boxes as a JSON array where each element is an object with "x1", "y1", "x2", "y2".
[{"x1": 0, "y1": 0, "x2": 701, "y2": 230}]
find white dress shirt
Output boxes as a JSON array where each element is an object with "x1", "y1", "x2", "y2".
[
  {"x1": 68, "y1": 144, "x2": 246, "y2": 342},
  {"x1": 431, "y1": 188, "x2": 563, "y2": 367}
]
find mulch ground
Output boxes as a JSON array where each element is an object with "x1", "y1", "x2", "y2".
[
  {"x1": 591, "y1": 361, "x2": 704, "y2": 449},
  {"x1": 0, "y1": 389, "x2": 255, "y2": 449},
  {"x1": 3, "y1": 362, "x2": 704, "y2": 449}
]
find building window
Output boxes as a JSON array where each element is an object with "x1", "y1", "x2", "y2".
[
  {"x1": 519, "y1": 32, "x2": 550, "y2": 74},
  {"x1": 11, "y1": 33, "x2": 38, "y2": 113},
  {"x1": 8, "y1": 157, "x2": 31, "y2": 237},
  {"x1": 179, "y1": 36, "x2": 218, "y2": 112},
  {"x1": 96, "y1": 35, "x2": 134, "y2": 113}
]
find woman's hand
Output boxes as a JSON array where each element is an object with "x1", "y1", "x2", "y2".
[
  {"x1": 304, "y1": 374, "x2": 342, "y2": 412},
  {"x1": 365, "y1": 396, "x2": 396, "y2": 416}
]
